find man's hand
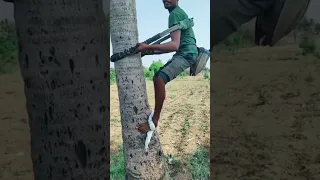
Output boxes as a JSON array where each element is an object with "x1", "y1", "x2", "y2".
[
  {"x1": 136, "y1": 119, "x2": 158, "y2": 133},
  {"x1": 135, "y1": 43, "x2": 150, "y2": 53}
]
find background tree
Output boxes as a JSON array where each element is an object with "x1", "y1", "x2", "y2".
[
  {"x1": 109, "y1": 0, "x2": 167, "y2": 179},
  {"x1": 13, "y1": 0, "x2": 109, "y2": 179}
]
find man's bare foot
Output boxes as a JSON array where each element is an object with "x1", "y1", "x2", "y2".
[
  {"x1": 136, "y1": 123, "x2": 151, "y2": 133},
  {"x1": 136, "y1": 111, "x2": 158, "y2": 133},
  {"x1": 136, "y1": 118, "x2": 159, "y2": 133}
]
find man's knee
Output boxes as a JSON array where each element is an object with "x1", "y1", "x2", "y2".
[{"x1": 154, "y1": 71, "x2": 170, "y2": 84}]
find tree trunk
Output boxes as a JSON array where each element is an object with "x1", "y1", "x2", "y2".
[
  {"x1": 13, "y1": 0, "x2": 109, "y2": 179},
  {"x1": 109, "y1": 0, "x2": 167, "y2": 179}
]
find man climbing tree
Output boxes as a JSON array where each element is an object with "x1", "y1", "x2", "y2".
[
  {"x1": 135, "y1": 0, "x2": 201, "y2": 133},
  {"x1": 135, "y1": 0, "x2": 310, "y2": 133}
]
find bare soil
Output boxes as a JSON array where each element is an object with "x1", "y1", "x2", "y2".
[
  {"x1": 211, "y1": 39, "x2": 320, "y2": 179},
  {"x1": 110, "y1": 76, "x2": 211, "y2": 156},
  {"x1": 0, "y1": 72, "x2": 210, "y2": 180}
]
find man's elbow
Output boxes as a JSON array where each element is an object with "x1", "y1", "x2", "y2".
[{"x1": 173, "y1": 42, "x2": 179, "y2": 51}]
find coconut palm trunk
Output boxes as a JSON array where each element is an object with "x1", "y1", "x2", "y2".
[
  {"x1": 109, "y1": 0, "x2": 167, "y2": 179},
  {"x1": 13, "y1": 0, "x2": 109, "y2": 179}
]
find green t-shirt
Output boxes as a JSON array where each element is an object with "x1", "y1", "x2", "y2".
[{"x1": 168, "y1": 6, "x2": 198, "y2": 55}]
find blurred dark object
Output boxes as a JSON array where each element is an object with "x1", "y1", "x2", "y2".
[
  {"x1": 3, "y1": 0, "x2": 14, "y2": 3},
  {"x1": 255, "y1": 0, "x2": 310, "y2": 46}
]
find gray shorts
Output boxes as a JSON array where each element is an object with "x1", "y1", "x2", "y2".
[{"x1": 155, "y1": 53, "x2": 197, "y2": 84}]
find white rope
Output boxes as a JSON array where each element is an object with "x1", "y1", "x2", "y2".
[{"x1": 144, "y1": 110, "x2": 155, "y2": 151}]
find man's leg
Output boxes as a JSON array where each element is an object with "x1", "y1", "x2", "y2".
[
  {"x1": 211, "y1": 0, "x2": 310, "y2": 47},
  {"x1": 152, "y1": 54, "x2": 197, "y2": 126},
  {"x1": 211, "y1": 0, "x2": 275, "y2": 46},
  {"x1": 152, "y1": 74, "x2": 166, "y2": 126}
]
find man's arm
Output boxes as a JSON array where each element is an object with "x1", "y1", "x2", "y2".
[{"x1": 147, "y1": 30, "x2": 181, "y2": 53}]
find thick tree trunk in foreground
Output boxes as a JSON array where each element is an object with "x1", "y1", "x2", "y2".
[
  {"x1": 110, "y1": 0, "x2": 167, "y2": 179},
  {"x1": 14, "y1": 0, "x2": 109, "y2": 179}
]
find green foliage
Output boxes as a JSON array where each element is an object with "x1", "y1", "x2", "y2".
[
  {"x1": 110, "y1": 145, "x2": 209, "y2": 179},
  {"x1": 110, "y1": 60, "x2": 164, "y2": 84},
  {"x1": 299, "y1": 34, "x2": 316, "y2": 56},
  {"x1": 222, "y1": 28, "x2": 254, "y2": 52},
  {"x1": 178, "y1": 71, "x2": 187, "y2": 78},
  {"x1": 297, "y1": 17, "x2": 315, "y2": 32},
  {"x1": 144, "y1": 67, "x2": 154, "y2": 80},
  {"x1": 188, "y1": 146, "x2": 210, "y2": 179},
  {"x1": 149, "y1": 60, "x2": 163, "y2": 74},
  {"x1": 110, "y1": 68, "x2": 116, "y2": 84},
  {"x1": 203, "y1": 72, "x2": 210, "y2": 80},
  {"x1": 0, "y1": 19, "x2": 18, "y2": 74},
  {"x1": 110, "y1": 60, "x2": 211, "y2": 84},
  {"x1": 110, "y1": 145, "x2": 125, "y2": 180}
]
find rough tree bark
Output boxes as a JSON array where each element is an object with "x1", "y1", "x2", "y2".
[
  {"x1": 13, "y1": 0, "x2": 109, "y2": 179},
  {"x1": 109, "y1": 0, "x2": 167, "y2": 179}
]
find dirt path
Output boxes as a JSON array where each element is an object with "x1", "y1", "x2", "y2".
[{"x1": 211, "y1": 44, "x2": 320, "y2": 179}]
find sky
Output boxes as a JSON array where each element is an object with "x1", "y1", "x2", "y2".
[{"x1": 109, "y1": 0, "x2": 210, "y2": 68}]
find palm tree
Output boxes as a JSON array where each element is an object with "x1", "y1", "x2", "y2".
[
  {"x1": 13, "y1": 0, "x2": 109, "y2": 179},
  {"x1": 109, "y1": 0, "x2": 167, "y2": 179}
]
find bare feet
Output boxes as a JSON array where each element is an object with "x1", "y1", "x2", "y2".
[{"x1": 136, "y1": 112, "x2": 159, "y2": 133}]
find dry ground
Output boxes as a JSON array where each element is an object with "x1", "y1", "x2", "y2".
[
  {"x1": 2, "y1": 35, "x2": 320, "y2": 180},
  {"x1": 0, "y1": 72, "x2": 210, "y2": 180},
  {"x1": 211, "y1": 38, "x2": 320, "y2": 179},
  {"x1": 110, "y1": 75, "x2": 211, "y2": 156},
  {"x1": 0, "y1": 72, "x2": 31, "y2": 180}
]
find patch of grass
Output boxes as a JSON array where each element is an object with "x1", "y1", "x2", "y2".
[
  {"x1": 111, "y1": 119, "x2": 120, "y2": 126},
  {"x1": 110, "y1": 145, "x2": 210, "y2": 180},
  {"x1": 0, "y1": 20, "x2": 18, "y2": 74},
  {"x1": 182, "y1": 119, "x2": 190, "y2": 135},
  {"x1": 222, "y1": 27, "x2": 254, "y2": 52},
  {"x1": 166, "y1": 154, "x2": 183, "y2": 177},
  {"x1": 0, "y1": 53, "x2": 18, "y2": 74},
  {"x1": 110, "y1": 145, "x2": 125, "y2": 180},
  {"x1": 257, "y1": 88, "x2": 271, "y2": 106},
  {"x1": 299, "y1": 34, "x2": 316, "y2": 56},
  {"x1": 171, "y1": 92, "x2": 177, "y2": 100},
  {"x1": 110, "y1": 68, "x2": 116, "y2": 84},
  {"x1": 178, "y1": 71, "x2": 188, "y2": 79},
  {"x1": 175, "y1": 119, "x2": 190, "y2": 136},
  {"x1": 203, "y1": 72, "x2": 210, "y2": 80},
  {"x1": 188, "y1": 146, "x2": 210, "y2": 180},
  {"x1": 200, "y1": 124, "x2": 209, "y2": 132}
]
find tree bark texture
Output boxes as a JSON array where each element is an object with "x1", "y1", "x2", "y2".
[
  {"x1": 14, "y1": 0, "x2": 109, "y2": 179},
  {"x1": 109, "y1": 0, "x2": 167, "y2": 179}
]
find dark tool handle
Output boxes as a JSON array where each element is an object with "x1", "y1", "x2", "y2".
[
  {"x1": 110, "y1": 34, "x2": 162, "y2": 62},
  {"x1": 110, "y1": 45, "x2": 138, "y2": 62}
]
